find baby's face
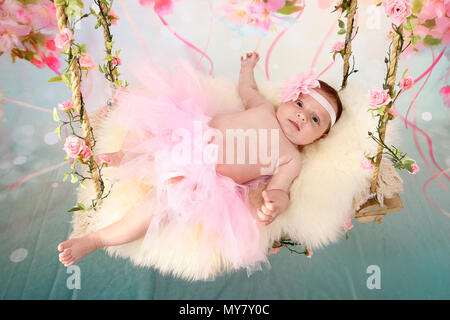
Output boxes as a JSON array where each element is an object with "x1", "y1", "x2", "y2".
[{"x1": 276, "y1": 92, "x2": 337, "y2": 146}]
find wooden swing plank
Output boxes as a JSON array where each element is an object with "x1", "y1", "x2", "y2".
[{"x1": 355, "y1": 193, "x2": 403, "y2": 223}]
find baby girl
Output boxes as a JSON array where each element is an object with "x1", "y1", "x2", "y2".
[{"x1": 57, "y1": 52, "x2": 343, "y2": 268}]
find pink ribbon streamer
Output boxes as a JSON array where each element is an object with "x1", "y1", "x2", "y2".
[
  {"x1": 423, "y1": 169, "x2": 450, "y2": 217},
  {"x1": 265, "y1": 2, "x2": 305, "y2": 80},
  {"x1": 8, "y1": 161, "x2": 66, "y2": 191},
  {"x1": 118, "y1": 0, "x2": 154, "y2": 61},
  {"x1": 156, "y1": 12, "x2": 214, "y2": 76}
]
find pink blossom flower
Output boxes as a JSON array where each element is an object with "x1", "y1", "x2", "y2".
[
  {"x1": 79, "y1": 53, "x2": 95, "y2": 70},
  {"x1": 343, "y1": 218, "x2": 354, "y2": 231},
  {"x1": 439, "y1": 86, "x2": 450, "y2": 108},
  {"x1": 46, "y1": 39, "x2": 56, "y2": 51},
  {"x1": 0, "y1": 33, "x2": 23, "y2": 53},
  {"x1": 281, "y1": 69, "x2": 320, "y2": 102},
  {"x1": 361, "y1": 156, "x2": 375, "y2": 170},
  {"x1": 43, "y1": 54, "x2": 61, "y2": 74},
  {"x1": 368, "y1": 87, "x2": 392, "y2": 108},
  {"x1": 306, "y1": 248, "x2": 313, "y2": 258},
  {"x1": 383, "y1": 0, "x2": 412, "y2": 26},
  {"x1": 264, "y1": 0, "x2": 286, "y2": 12},
  {"x1": 332, "y1": 41, "x2": 345, "y2": 52},
  {"x1": 112, "y1": 56, "x2": 121, "y2": 66},
  {"x1": 58, "y1": 100, "x2": 74, "y2": 111},
  {"x1": 63, "y1": 136, "x2": 88, "y2": 159},
  {"x1": 139, "y1": 0, "x2": 174, "y2": 16},
  {"x1": 410, "y1": 163, "x2": 420, "y2": 174},
  {"x1": 54, "y1": 27, "x2": 73, "y2": 48},
  {"x1": 109, "y1": 9, "x2": 120, "y2": 26},
  {"x1": 399, "y1": 76, "x2": 413, "y2": 90},
  {"x1": 30, "y1": 58, "x2": 45, "y2": 68}
]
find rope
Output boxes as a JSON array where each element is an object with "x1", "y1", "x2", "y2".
[
  {"x1": 341, "y1": 0, "x2": 357, "y2": 89},
  {"x1": 55, "y1": 4, "x2": 103, "y2": 201},
  {"x1": 370, "y1": 25, "x2": 404, "y2": 194}
]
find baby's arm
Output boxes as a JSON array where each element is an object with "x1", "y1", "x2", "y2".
[
  {"x1": 257, "y1": 153, "x2": 302, "y2": 225},
  {"x1": 239, "y1": 52, "x2": 273, "y2": 110}
]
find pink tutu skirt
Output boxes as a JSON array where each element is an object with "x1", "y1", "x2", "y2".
[{"x1": 111, "y1": 59, "x2": 270, "y2": 275}]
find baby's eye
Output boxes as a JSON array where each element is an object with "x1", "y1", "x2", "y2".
[
  {"x1": 296, "y1": 101, "x2": 303, "y2": 108},
  {"x1": 312, "y1": 116, "x2": 319, "y2": 123}
]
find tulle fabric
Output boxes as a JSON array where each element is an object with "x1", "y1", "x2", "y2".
[{"x1": 111, "y1": 59, "x2": 270, "y2": 275}]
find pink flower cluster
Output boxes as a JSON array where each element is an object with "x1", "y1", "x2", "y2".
[
  {"x1": 0, "y1": 0, "x2": 61, "y2": 73},
  {"x1": 63, "y1": 136, "x2": 92, "y2": 162},
  {"x1": 213, "y1": 0, "x2": 301, "y2": 34},
  {"x1": 402, "y1": 0, "x2": 449, "y2": 54}
]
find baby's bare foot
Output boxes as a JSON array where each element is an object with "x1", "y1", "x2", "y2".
[{"x1": 57, "y1": 234, "x2": 103, "y2": 267}]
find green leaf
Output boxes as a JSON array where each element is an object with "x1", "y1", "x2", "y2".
[
  {"x1": 423, "y1": 35, "x2": 442, "y2": 46},
  {"x1": 54, "y1": 126, "x2": 61, "y2": 139},
  {"x1": 68, "y1": 207, "x2": 82, "y2": 212},
  {"x1": 277, "y1": 4, "x2": 302, "y2": 15},
  {"x1": 412, "y1": 0, "x2": 424, "y2": 14},
  {"x1": 64, "y1": 155, "x2": 70, "y2": 161},
  {"x1": 62, "y1": 172, "x2": 70, "y2": 182},
  {"x1": 61, "y1": 73, "x2": 71, "y2": 88},
  {"x1": 338, "y1": 29, "x2": 346, "y2": 35},
  {"x1": 47, "y1": 76, "x2": 62, "y2": 83},
  {"x1": 423, "y1": 19, "x2": 436, "y2": 28},
  {"x1": 338, "y1": 19, "x2": 345, "y2": 29},
  {"x1": 70, "y1": 174, "x2": 78, "y2": 183},
  {"x1": 53, "y1": 108, "x2": 60, "y2": 122},
  {"x1": 79, "y1": 182, "x2": 87, "y2": 190}
]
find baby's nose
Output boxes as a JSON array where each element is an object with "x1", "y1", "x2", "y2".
[{"x1": 296, "y1": 112, "x2": 306, "y2": 122}]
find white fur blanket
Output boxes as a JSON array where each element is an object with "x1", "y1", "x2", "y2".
[{"x1": 69, "y1": 72, "x2": 400, "y2": 280}]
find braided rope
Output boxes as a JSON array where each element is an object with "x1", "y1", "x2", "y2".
[
  {"x1": 341, "y1": 0, "x2": 357, "y2": 89},
  {"x1": 370, "y1": 25, "x2": 403, "y2": 194},
  {"x1": 55, "y1": 4, "x2": 102, "y2": 200}
]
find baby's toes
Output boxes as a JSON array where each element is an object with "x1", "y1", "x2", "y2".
[{"x1": 57, "y1": 240, "x2": 73, "y2": 252}]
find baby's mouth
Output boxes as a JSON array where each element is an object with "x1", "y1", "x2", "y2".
[{"x1": 289, "y1": 119, "x2": 300, "y2": 131}]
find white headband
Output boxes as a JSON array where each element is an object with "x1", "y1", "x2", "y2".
[{"x1": 308, "y1": 89, "x2": 336, "y2": 127}]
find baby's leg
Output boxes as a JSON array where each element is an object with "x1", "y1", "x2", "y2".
[{"x1": 58, "y1": 199, "x2": 154, "y2": 267}]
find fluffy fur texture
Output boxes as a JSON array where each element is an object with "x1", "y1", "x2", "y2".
[{"x1": 69, "y1": 72, "x2": 400, "y2": 281}]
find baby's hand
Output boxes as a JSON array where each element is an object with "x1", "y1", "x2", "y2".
[
  {"x1": 256, "y1": 189, "x2": 289, "y2": 226},
  {"x1": 240, "y1": 51, "x2": 260, "y2": 69}
]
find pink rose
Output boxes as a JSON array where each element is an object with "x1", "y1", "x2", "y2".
[
  {"x1": 343, "y1": 218, "x2": 354, "y2": 231},
  {"x1": 306, "y1": 248, "x2": 313, "y2": 259},
  {"x1": 332, "y1": 41, "x2": 345, "y2": 52},
  {"x1": 368, "y1": 87, "x2": 392, "y2": 108},
  {"x1": 55, "y1": 28, "x2": 73, "y2": 48},
  {"x1": 361, "y1": 156, "x2": 375, "y2": 170},
  {"x1": 383, "y1": 0, "x2": 412, "y2": 26},
  {"x1": 79, "y1": 53, "x2": 95, "y2": 70},
  {"x1": 410, "y1": 163, "x2": 420, "y2": 174},
  {"x1": 63, "y1": 136, "x2": 87, "y2": 159},
  {"x1": 399, "y1": 76, "x2": 413, "y2": 90},
  {"x1": 112, "y1": 56, "x2": 121, "y2": 67},
  {"x1": 58, "y1": 100, "x2": 74, "y2": 111}
]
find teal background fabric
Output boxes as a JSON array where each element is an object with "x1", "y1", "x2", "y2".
[{"x1": 1, "y1": 1, "x2": 449, "y2": 299}]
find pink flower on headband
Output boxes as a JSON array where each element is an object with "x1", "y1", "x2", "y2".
[{"x1": 281, "y1": 70, "x2": 320, "y2": 102}]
